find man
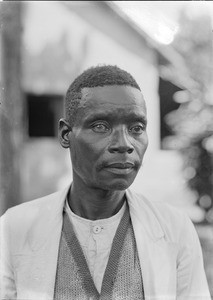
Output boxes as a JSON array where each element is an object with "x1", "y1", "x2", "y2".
[{"x1": 0, "y1": 65, "x2": 211, "y2": 300}]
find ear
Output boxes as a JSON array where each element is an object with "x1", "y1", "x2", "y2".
[{"x1": 58, "y1": 118, "x2": 71, "y2": 149}]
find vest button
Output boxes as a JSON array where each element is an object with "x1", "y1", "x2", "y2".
[{"x1": 93, "y1": 225, "x2": 102, "y2": 234}]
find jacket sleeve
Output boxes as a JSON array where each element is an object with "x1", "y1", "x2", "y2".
[
  {"x1": 0, "y1": 213, "x2": 17, "y2": 299},
  {"x1": 176, "y1": 213, "x2": 211, "y2": 300}
]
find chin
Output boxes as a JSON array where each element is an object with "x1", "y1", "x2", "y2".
[
  {"x1": 113, "y1": 184, "x2": 129, "y2": 191},
  {"x1": 101, "y1": 179, "x2": 133, "y2": 191}
]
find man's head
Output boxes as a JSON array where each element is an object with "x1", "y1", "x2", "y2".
[
  {"x1": 59, "y1": 65, "x2": 148, "y2": 191},
  {"x1": 64, "y1": 65, "x2": 141, "y2": 127}
]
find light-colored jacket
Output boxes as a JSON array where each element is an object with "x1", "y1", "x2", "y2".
[{"x1": 0, "y1": 186, "x2": 211, "y2": 300}]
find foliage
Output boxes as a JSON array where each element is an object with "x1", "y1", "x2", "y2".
[{"x1": 165, "y1": 9, "x2": 213, "y2": 223}]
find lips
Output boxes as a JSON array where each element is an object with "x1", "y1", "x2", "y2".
[
  {"x1": 103, "y1": 162, "x2": 135, "y2": 175},
  {"x1": 105, "y1": 162, "x2": 134, "y2": 169}
]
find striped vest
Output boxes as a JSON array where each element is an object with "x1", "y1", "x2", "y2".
[{"x1": 54, "y1": 206, "x2": 145, "y2": 300}]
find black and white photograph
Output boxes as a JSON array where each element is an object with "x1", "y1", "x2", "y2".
[{"x1": 0, "y1": 1, "x2": 213, "y2": 299}]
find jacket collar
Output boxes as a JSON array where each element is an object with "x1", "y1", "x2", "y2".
[
  {"x1": 29, "y1": 186, "x2": 70, "y2": 251},
  {"x1": 126, "y1": 189, "x2": 165, "y2": 241},
  {"x1": 29, "y1": 185, "x2": 164, "y2": 251}
]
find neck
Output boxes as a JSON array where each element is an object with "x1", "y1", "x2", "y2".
[{"x1": 68, "y1": 178, "x2": 126, "y2": 220}]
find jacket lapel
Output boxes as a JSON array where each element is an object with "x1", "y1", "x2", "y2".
[
  {"x1": 15, "y1": 186, "x2": 70, "y2": 300},
  {"x1": 127, "y1": 189, "x2": 177, "y2": 300}
]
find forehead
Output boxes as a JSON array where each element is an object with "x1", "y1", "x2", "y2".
[{"x1": 79, "y1": 85, "x2": 146, "y2": 114}]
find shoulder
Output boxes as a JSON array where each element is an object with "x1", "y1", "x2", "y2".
[
  {"x1": 1, "y1": 187, "x2": 68, "y2": 238},
  {"x1": 151, "y1": 200, "x2": 193, "y2": 242},
  {"x1": 127, "y1": 189, "x2": 195, "y2": 243},
  {"x1": 1, "y1": 187, "x2": 68, "y2": 254},
  {"x1": 2, "y1": 190, "x2": 61, "y2": 221}
]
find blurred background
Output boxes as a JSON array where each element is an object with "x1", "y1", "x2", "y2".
[{"x1": 0, "y1": 1, "x2": 212, "y2": 295}]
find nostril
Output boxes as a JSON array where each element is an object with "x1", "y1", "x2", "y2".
[
  {"x1": 127, "y1": 148, "x2": 133, "y2": 154},
  {"x1": 108, "y1": 145, "x2": 134, "y2": 154}
]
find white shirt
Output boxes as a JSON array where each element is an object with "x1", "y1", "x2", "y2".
[{"x1": 65, "y1": 200, "x2": 126, "y2": 293}]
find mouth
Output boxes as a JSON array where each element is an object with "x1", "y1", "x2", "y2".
[{"x1": 104, "y1": 162, "x2": 135, "y2": 175}]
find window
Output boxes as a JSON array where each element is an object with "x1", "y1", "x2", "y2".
[{"x1": 27, "y1": 93, "x2": 63, "y2": 137}]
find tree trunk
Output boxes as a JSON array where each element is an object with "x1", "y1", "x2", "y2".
[{"x1": 0, "y1": 2, "x2": 23, "y2": 216}]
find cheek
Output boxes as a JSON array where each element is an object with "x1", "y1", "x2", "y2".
[
  {"x1": 69, "y1": 135, "x2": 103, "y2": 168},
  {"x1": 136, "y1": 134, "x2": 148, "y2": 156},
  {"x1": 143, "y1": 134, "x2": 149, "y2": 150}
]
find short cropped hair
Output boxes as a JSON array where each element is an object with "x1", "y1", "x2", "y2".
[{"x1": 65, "y1": 65, "x2": 141, "y2": 126}]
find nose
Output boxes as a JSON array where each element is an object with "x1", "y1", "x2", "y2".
[{"x1": 108, "y1": 127, "x2": 134, "y2": 154}]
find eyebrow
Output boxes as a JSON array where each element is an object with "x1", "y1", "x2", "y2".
[{"x1": 84, "y1": 112, "x2": 147, "y2": 125}]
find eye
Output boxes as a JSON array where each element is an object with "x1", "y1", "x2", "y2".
[
  {"x1": 129, "y1": 125, "x2": 145, "y2": 134},
  {"x1": 92, "y1": 123, "x2": 110, "y2": 133}
]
